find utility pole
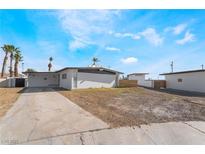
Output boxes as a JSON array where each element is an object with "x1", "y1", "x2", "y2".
[
  {"x1": 170, "y1": 61, "x2": 174, "y2": 72},
  {"x1": 22, "y1": 62, "x2": 24, "y2": 73},
  {"x1": 202, "y1": 64, "x2": 204, "y2": 70}
]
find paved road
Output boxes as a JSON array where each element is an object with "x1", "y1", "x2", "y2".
[{"x1": 0, "y1": 88, "x2": 205, "y2": 144}]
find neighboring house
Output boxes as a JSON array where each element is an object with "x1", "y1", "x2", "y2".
[
  {"x1": 23, "y1": 67, "x2": 123, "y2": 90},
  {"x1": 127, "y1": 73, "x2": 153, "y2": 88},
  {"x1": 160, "y1": 69, "x2": 205, "y2": 93}
]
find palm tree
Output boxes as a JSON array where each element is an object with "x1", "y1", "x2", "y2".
[
  {"x1": 8, "y1": 45, "x2": 17, "y2": 77},
  {"x1": 14, "y1": 49, "x2": 23, "y2": 77},
  {"x1": 91, "y1": 57, "x2": 100, "y2": 67},
  {"x1": 1, "y1": 45, "x2": 13, "y2": 77},
  {"x1": 48, "y1": 57, "x2": 53, "y2": 71}
]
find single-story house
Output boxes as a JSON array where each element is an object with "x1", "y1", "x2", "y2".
[
  {"x1": 127, "y1": 73, "x2": 153, "y2": 87},
  {"x1": 160, "y1": 69, "x2": 205, "y2": 93},
  {"x1": 127, "y1": 73, "x2": 148, "y2": 81},
  {"x1": 23, "y1": 67, "x2": 123, "y2": 90},
  {"x1": 127, "y1": 73, "x2": 166, "y2": 89}
]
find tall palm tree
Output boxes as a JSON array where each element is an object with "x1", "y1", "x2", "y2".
[
  {"x1": 1, "y1": 45, "x2": 13, "y2": 77},
  {"x1": 8, "y1": 45, "x2": 17, "y2": 77},
  {"x1": 48, "y1": 57, "x2": 53, "y2": 71},
  {"x1": 14, "y1": 49, "x2": 23, "y2": 77},
  {"x1": 91, "y1": 57, "x2": 100, "y2": 67}
]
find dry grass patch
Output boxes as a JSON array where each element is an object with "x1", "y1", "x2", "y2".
[
  {"x1": 0, "y1": 88, "x2": 22, "y2": 117},
  {"x1": 57, "y1": 87, "x2": 205, "y2": 128}
]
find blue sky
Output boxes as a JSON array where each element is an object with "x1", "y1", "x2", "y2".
[{"x1": 0, "y1": 10, "x2": 205, "y2": 79}]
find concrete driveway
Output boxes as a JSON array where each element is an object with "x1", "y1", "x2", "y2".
[
  {"x1": 0, "y1": 88, "x2": 109, "y2": 144},
  {"x1": 0, "y1": 88, "x2": 205, "y2": 144}
]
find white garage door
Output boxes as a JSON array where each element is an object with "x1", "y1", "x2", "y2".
[{"x1": 28, "y1": 73, "x2": 58, "y2": 87}]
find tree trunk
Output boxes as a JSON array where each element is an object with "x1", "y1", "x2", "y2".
[
  {"x1": 48, "y1": 63, "x2": 52, "y2": 72},
  {"x1": 14, "y1": 61, "x2": 18, "y2": 77},
  {"x1": 9, "y1": 53, "x2": 13, "y2": 77},
  {"x1": 1, "y1": 52, "x2": 8, "y2": 78}
]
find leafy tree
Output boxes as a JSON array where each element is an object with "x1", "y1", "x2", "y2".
[{"x1": 25, "y1": 68, "x2": 36, "y2": 72}]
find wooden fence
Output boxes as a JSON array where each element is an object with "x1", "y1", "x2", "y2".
[
  {"x1": 153, "y1": 80, "x2": 166, "y2": 89},
  {"x1": 119, "y1": 80, "x2": 138, "y2": 88}
]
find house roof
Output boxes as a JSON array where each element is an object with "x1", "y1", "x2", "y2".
[
  {"x1": 23, "y1": 67, "x2": 123, "y2": 74},
  {"x1": 55, "y1": 67, "x2": 123, "y2": 74},
  {"x1": 127, "y1": 73, "x2": 149, "y2": 76},
  {"x1": 23, "y1": 71, "x2": 57, "y2": 74},
  {"x1": 160, "y1": 69, "x2": 205, "y2": 75}
]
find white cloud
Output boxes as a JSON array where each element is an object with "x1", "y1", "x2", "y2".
[
  {"x1": 176, "y1": 31, "x2": 195, "y2": 45},
  {"x1": 109, "y1": 31, "x2": 141, "y2": 40},
  {"x1": 110, "y1": 28, "x2": 163, "y2": 46},
  {"x1": 173, "y1": 24, "x2": 187, "y2": 35},
  {"x1": 69, "y1": 39, "x2": 87, "y2": 51},
  {"x1": 121, "y1": 57, "x2": 138, "y2": 64},
  {"x1": 140, "y1": 28, "x2": 163, "y2": 46},
  {"x1": 165, "y1": 23, "x2": 187, "y2": 35},
  {"x1": 58, "y1": 10, "x2": 121, "y2": 51},
  {"x1": 105, "y1": 46, "x2": 121, "y2": 52}
]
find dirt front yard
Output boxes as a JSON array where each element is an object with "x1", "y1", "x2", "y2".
[
  {"x1": 58, "y1": 87, "x2": 205, "y2": 128},
  {"x1": 0, "y1": 88, "x2": 22, "y2": 118}
]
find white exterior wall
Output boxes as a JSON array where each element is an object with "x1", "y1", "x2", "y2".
[
  {"x1": 76, "y1": 72, "x2": 117, "y2": 89},
  {"x1": 28, "y1": 73, "x2": 58, "y2": 87},
  {"x1": 59, "y1": 69, "x2": 77, "y2": 89},
  {"x1": 128, "y1": 74, "x2": 145, "y2": 81},
  {"x1": 138, "y1": 80, "x2": 153, "y2": 88},
  {"x1": 8, "y1": 78, "x2": 16, "y2": 87},
  {"x1": 128, "y1": 74, "x2": 153, "y2": 88},
  {"x1": 0, "y1": 78, "x2": 8, "y2": 87},
  {"x1": 165, "y1": 72, "x2": 205, "y2": 93}
]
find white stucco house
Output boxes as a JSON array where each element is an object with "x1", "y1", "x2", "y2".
[
  {"x1": 127, "y1": 73, "x2": 154, "y2": 88},
  {"x1": 23, "y1": 67, "x2": 122, "y2": 90},
  {"x1": 160, "y1": 69, "x2": 205, "y2": 93}
]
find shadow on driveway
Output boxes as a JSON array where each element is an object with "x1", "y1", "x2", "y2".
[{"x1": 18, "y1": 87, "x2": 69, "y2": 93}]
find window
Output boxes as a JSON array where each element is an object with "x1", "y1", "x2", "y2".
[
  {"x1": 44, "y1": 77, "x2": 47, "y2": 80},
  {"x1": 62, "y1": 74, "x2": 67, "y2": 79},
  {"x1": 178, "y1": 78, "x2": 183, "y2": 82}
]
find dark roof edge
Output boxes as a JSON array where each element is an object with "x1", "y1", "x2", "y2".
[
  {"x1": 128, "y1": 73, "x2": 149, "y2": 76},
  {"x1": 160, "y1": 69, "x2": 205, "y2": 75},
  {"x1": 22, "y1": 71, "x2": 57, "y2": 74},
  {"x1": 55, "y1": 67, "x2": 123, "y2": 74}
]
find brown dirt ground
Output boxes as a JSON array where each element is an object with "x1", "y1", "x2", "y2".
[
  {"x1": 0, "y1": 88, "x2": 22, "y2": 118},
  {"x1": 57, "y1": 87, "x2": 205, "y2": 128}
]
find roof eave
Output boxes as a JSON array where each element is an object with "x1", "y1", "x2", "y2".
[
  {"x1": 56, "y1": 67, "x2": 124, "y2": 74},
  {"x1": 160, "y1": 69, "x2": 205, "y2": 75}
]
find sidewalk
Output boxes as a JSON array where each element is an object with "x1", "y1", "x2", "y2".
[{"x1": 24, "y1": 121, "x2": 205, "y2": 145}]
